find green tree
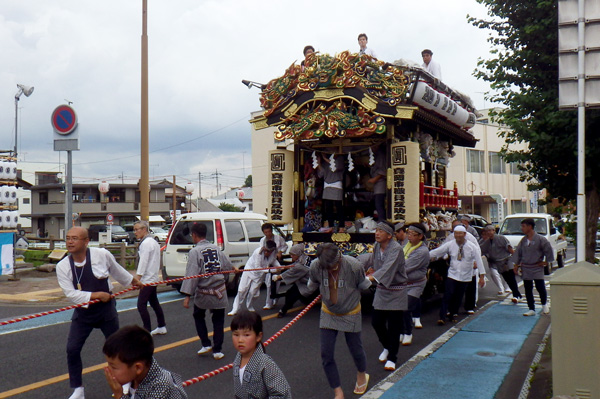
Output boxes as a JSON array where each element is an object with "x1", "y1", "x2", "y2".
[
  {"x1": 244, "y1": 175, "x2": 252, "y2": 187},
  {"x1": 218, "y1": 202, "x2": 244, "y2": 212},
  {"x1": 469, "y1": 0, "x2": 600, "y2": 262}
]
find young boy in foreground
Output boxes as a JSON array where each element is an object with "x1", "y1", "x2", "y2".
[{"x1": 103, "y1": 325, "x2": 188, "y2": 399}]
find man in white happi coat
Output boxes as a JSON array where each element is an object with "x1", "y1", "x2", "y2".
[
  {"x1": 259, "y1": 223, "x2": 287, "y2": 310},
  {"x1": 421, "y1": 49, "x2": 442, "y2": 79},
  {"x1": 430, "y1": 225, "x2": 485, "y2": 324},
  {"x1": 445, "y1": 220, "x2": 482, "y2": 314},
  {"x1": 358, "y1": 33, "x2": 377, "y2": 58},
  {"x1": 229, "y1": 240, "x2": 280, "y2": 316}
]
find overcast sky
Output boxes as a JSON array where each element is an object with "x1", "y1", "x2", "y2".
[{"x1": 1, "y1": 0, "x2": 494, "y2": 197}]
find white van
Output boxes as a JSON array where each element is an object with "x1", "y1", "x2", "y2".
[
  {"x1": 162, "y1": 212, "x2": 268, "y2": 292},
  {"x1": 498, "y1": 213, "x2": 568, "y2": 269}
]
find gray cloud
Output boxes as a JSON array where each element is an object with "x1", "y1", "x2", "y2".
[{"x1": 2, "y1": 0, "x2": 493, "y2": 193}]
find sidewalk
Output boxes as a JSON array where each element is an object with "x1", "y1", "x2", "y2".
[
  {"x1": 365, "y1": 296, "x2": 553, "y2": 399},
  {"x1": 0, "y1": 267, "x2": 171, "y2": 305}
]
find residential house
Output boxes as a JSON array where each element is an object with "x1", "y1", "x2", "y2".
[{"x1": 28, "y1": 174, "x2": 190, "y2": 238}]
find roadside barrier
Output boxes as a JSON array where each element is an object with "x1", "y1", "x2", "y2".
[
  {"x1": 0, "y1": 265, "x2": 293, "y2": 326},
  {"x1": 182, "y1": 294, "x2": 322, "y2": 387}
]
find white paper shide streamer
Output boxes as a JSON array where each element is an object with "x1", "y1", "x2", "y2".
[
  {"x1": 368, "y1": 148, "x2": 375, "y2": 166},
  {"x1": 329, "y1": 153, "x2": 336, "y2": 172},
  {"x1": 347, "y1": 153, "x2": 354, "y2": 172}
]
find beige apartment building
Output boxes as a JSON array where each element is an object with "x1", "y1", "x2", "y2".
[
  {"x1": 448, "y1": 108, "x2": 540, "y2": 223},
  {"x1": 251, "y1": 108, "x2": 538, "y2": 226}
]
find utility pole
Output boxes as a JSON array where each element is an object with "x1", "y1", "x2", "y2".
[
  {"x1": 213, "y1": 169, "x2": 222, "y2": 196},
  {"x1": 140, "y1": 0, "x2": 150, "y2": 222}
]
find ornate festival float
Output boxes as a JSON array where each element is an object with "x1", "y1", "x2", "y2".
[{"x1": 250, "y1": 51, "x2": 477, "y2": 268}]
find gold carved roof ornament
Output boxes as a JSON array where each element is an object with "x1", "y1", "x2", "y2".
[
  {"x1": 262, "y1": 51, "x2": 409, "y2": 140},
  {"x1": 274, "y1": 101, "x2": 386, "y2": 140}
]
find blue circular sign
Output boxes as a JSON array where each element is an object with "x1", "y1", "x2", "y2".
[{"x1": 51, "y1": 105, "x2": 78, "y2": 135}]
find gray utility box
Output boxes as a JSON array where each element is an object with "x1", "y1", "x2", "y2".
[
  {"x1": 98, "y1": 232, "x2": 111, "y2": 245},
  {"x1": 550, "y1": 262, "x2": 600, "y2": 398}
]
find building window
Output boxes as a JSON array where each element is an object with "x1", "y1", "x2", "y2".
[
  {"x1": 23, "y1": 198, "x2": 30, "y2": 204},
  {"x1": 39, "y1": 192, "x2": 48, "y2": 205},
  {"x1": 489, "y1": 152, "x2": 506, "y2": 174},
  {"x1": 467, "y1": 149, "x2": 485, "y2": 173},
  {"x1": 510, "y1": 162, "x2": 522, "y2": 175},
  {"x1": 106, "y1": 188, "x2": 127, "y2": 202},
  {"x1": 511, "y1": 199, "x2": 527, "y2": 214},
  {"x1": 489, "y1": 203, "x2": 498, "y2": 224}
]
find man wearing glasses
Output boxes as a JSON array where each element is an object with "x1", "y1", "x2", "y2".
[
  {"x1": 134, "y1": 220, "x2": 167, "y2": 335},
  {"x1": 56, "y1": 227, "x2": 142, "y2": 399},
  {"x1": 430, "y1": 225, "x2": 485, "y2": 325}
]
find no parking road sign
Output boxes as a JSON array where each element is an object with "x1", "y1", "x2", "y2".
[
  {"x1": 51, "y1": 105, "x2": 78, "y2": 135},
  {"x1": 52, "y1": 104, "x2": 80, "y2": 151}
]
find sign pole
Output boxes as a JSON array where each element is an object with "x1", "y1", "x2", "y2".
[
  {"x1": 65, "y1": 150, "x2": 73, "y2": 238},
  {"x1": 576, "y1": 0, "x2": 586, "y2": 262}
]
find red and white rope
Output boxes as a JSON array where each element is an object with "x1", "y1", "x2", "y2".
[
  {"x1": 182, "y1": 295, "x2": 322, "y2": 387},
  {"x1": 0, "y1": 265, "x2": 292, "y2": 326}
]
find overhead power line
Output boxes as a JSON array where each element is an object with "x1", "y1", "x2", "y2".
[{"x1": 72, "y1": 115, "x2": 249, "y2": 166}]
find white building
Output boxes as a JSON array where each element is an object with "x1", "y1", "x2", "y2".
[{"x1": 447, "y1": 109, "x2": 539, "y2": 223}]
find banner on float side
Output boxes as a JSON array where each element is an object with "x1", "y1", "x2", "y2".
[
  {"x1": 267, "y1": 150, "x2": 294, "y2": 225},
  {"x1": 390, "y1": 141, "x2": 420, "y2": 224},
  {"x1": 0, "y1": 232, "x2": 14, "y2": 276}
]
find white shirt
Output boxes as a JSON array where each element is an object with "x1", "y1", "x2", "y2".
[
  {"x1": 360, "y1": 47, "x2": 377, "y2": 58},
  {"x1": 239, "y1": 364, "x2": 246, "y2": 384},
  {"x1": 259, "y1": 235, "x2": 288, "y2": 254},
  {"x1": 422, "y1": 59, "x2": 442, "y2": 79},
  {"x1": 444, "y1": 231, "x2": 480, "y2": 252},
  {"x1": 430, "y1": 240, "x2": 484, "y2": 282},
  {"x1": 57, "y1": 247, "x2": 133, "y2": 305},
  {"x1": 136, "y1": 236, "x2": 161, "y2": 284},
  {"x1": 444, "y1": 231, "x2": 481, "y2": 276},
  {"x1": 245, "y1": 247, "x2": 280, "y2": 281}
]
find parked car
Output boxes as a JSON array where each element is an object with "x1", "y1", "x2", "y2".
[
  {"x1": 88, "y1": 224, "x2": 130, "y2": 243},
  {"x1": 458, "y1": 214, "x2": 490, "y2": 236},
  {"x1": 498, "y1": 213, "x2": 568, "y2": 270},
  {"x1": 149, "y1": 226, "x2": 168, "y2": 242},
  {"x1": 162, "y1": 212, "x2": 268, "y2": 292},
  {"x1": 122, "y1": 224, "x2": 137, "y2": 244}
]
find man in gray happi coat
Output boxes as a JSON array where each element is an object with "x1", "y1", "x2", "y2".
[
  {"x1": 512, "y1": 218, "x2": 553, "y2": 316},
  {"x1": 317, "y1": 153, "x2": 345, "y2": 230},
  {"x1": 307, "y1": 243, "x2": 371, "y2": 398},
  {"x1": 181, "y1": 222, "x2": 233, "y2": 359},
  {"x1": 273, "y1": 244, "x2": 317, "y2": 318},
  {"x1": 480, "y1": 224, "x2": 521, "y2": 303},
  {"x1": 365, "y1": 221, "x2": 407, "y2": 372}
]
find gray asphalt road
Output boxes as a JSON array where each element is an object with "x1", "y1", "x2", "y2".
[
  {"x1": 0, "y1": 281, "x2": 509, "y2": 399},
  {"x1": 0, "y1": 244, "x2": 576, "y2": 398}
]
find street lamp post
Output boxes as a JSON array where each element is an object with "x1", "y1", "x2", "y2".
[
  {"x1": 185, "y1": 182, "x2": 194, "y2": 213},
  {"x1": 14, "y1": 84, "x2": 34, "y2": 158}
]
